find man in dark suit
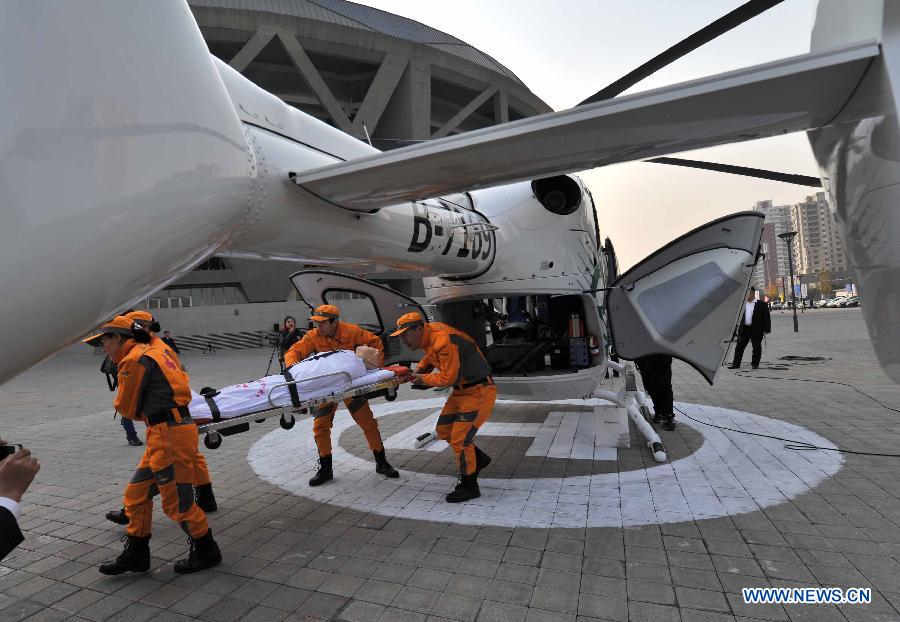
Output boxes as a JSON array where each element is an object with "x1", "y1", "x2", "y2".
[
  {"x1": 729, "y1": 289, "x2": 771, "y2": 370},
  {"x1": 0, "y1": 440, "x2": 40, "y2": 561}
]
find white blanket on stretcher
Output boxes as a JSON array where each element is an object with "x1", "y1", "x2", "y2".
[{"x1": 188, "y1": 350, "x2": 395, "y2": 422}]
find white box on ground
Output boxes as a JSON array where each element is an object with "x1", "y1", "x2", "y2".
[{"x1": 594, "y1": 405, "x2": 630, "y2": 449}]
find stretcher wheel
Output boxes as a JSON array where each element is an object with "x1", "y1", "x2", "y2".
[
  {"x1": 280, "y1": 414, "x2": 295, "y2": 430},
  {"x1": 204, "y1": 432, "x2": 222, "y2": 450},
  {"x1": 385, "y1": 387, "x2": 397, "y2": 402}
]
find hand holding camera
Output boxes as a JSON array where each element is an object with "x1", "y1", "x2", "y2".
[{"x1": 0, "y1": 439, "x2": 39, "y2": 503}]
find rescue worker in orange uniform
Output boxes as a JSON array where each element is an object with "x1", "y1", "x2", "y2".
[
  {"x1": 284, "y1": 304, "x2": 399, "y2": 486},
  {"x1": 104, "y1": 310, "x2": 217, "y2": 526},
  {"x1": 390, "y1": 312, "x2": 494, "y2": 502},
  {"x1": 84, "y1": 316, "x2": 222, "y2": 574}
]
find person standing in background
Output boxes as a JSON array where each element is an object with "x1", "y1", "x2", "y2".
[
  {"x1": 728, "y1": 288, "x2": 771, "y2": 370},
  {"x1": 278, "y1": 316, "x2": 300, "y2": 372},
  {"x1": 161, "y1": 330, "x2": 180, "y2": 354}
]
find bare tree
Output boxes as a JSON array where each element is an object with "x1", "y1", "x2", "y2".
[{"x1": 818, "y1": 270, "x2": 833, "y2": 299}]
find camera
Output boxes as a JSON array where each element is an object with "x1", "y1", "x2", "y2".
[{"x1": 0, "y1": 444, "x2": 22, "y2": 462}]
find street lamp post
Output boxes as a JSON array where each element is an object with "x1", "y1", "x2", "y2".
[{"x1": 778, "y1": 231, "x2": 799, "y2": 332}]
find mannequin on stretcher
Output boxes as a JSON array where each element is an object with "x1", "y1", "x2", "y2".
[{"x1": 189, "y1": 347, "x2": 408, "y2": 423}]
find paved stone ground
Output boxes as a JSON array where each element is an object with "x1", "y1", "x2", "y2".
[{"x1": 1, "y1": 307, "x2": 900, "y2": 622}]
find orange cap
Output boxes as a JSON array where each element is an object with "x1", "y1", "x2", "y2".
[
  {"x1": 124, "y1": 310, "x2": 153, "y2": 323},
  {"x1": 82, "y1": 316, "x2": 135, "y2": 347},
  {"x1": 124, "y1": 309, "x2": 161, "y2": 334},
  {"x1": 389, "y1": 312, "x2": 425, "y2": 337},
  {"x1": 310, "y1": 304, "x2": 340, "y2": 322}
]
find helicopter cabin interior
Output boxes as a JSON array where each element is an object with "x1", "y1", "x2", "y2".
[{"x1": 436, "y1": 294, "x2": 606, "y2": 377}]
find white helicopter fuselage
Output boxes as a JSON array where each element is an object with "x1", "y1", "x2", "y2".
[{"x1": 0, "y1": 4, "x2": 492, "y2": 384}]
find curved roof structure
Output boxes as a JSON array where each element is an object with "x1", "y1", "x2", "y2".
[
  {"x1": 188, "y1": 0, "x2": 551, "y2": 147},
  {"x1": 191, "y1": 0, "x2": 526, "y2": 84}
]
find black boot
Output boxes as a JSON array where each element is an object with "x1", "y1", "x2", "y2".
[
  {"x1": 652, "y1": 412, "x2": 665, "y2": 424},
  {"x1": 98, "y1": 535, "x2": 150, "y2": 575},
  {"x1": 373, "y1": 450, "x2": 399, "y2": 478},
  {"x1": 474, "y1": 446, "x2": 491, "y2": 475},
  {"x1": 662, "y1": 415, "x2": 676, "y2": 431},
  {"x1": 309, "y1": 455, "x2": 333, "y2": 487},
  {"x1": 445, "y1": 474, "x2": 480, "y2": 503},
  {"x1": 174, "y1": 529, "x2": 222, "y2": 574},
  {"x1": 105, "y1": 507, "x2": 129, "y2": 526},
  {"x1": 195, "y1": 483, "x2": 218, "y2": 513}
]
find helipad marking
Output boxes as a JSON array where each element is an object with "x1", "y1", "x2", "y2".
[
  {"x1": 383, "y1": 407, "x2": 621, "y2": 459},
  {"x1": 247, "y1": 398, "x2": 844, "y2": 528}
]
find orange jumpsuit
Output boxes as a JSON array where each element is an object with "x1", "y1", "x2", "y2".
[
  {"x1": 284, "y1": 322, "x2": 385, "y2": 456},
  {"x1": 415, "y1": 323, "x2": 496, "y2": 475},
  {"x1": 148, "y1": 334, "x2": 212, "y2": 488},
  {"x1": 113, "y1": 339, "x2": 209, "y2": 539}
]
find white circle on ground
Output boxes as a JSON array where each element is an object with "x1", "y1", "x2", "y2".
[{"x1": 247, "y1": 399, "x2": 844, "y2": 528}]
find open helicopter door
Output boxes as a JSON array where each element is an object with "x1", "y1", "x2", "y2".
[
  {"x1": 605, "y1": 212, "x2": 764, "y2": 385},
  {"x1": 290, "y1": 270, "x2": 429, "y2": 366}
]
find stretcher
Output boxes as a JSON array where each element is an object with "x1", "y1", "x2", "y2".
[{"x1": 196, "y1": 367, "x2": 410, "y2": 449}]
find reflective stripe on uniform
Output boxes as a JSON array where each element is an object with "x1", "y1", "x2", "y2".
[
  {"x1": 154, "y1": 464, "x2": 175, "y2": 485},
  {"x1": 314, "y1": 404, "x2": 336, "y2": 419},
  {"x1": 177, "y1": 483, "x2": 195, "y2": 513},
  {"x1": 436, "y1": 414, "x2": 457, "y2": 426},
  {"x1": 346, "y1": 396, "x2": 367, "y2": 414},
  {"x1": 131, "y1": 467, "x2": 154, "y2": 484},
  {"x1": 463, "y1": 426, "x2": 479, "y2": 446}
]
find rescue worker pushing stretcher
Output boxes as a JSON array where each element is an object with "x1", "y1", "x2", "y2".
[
  {"x1": 391, "y1": 312, "x2": 494, "y2": 503},
  {"x1": 83, "y1": 316, "x2": 222, "y2": 574},
  {"x1": 284, "y1": 304, "x2": 399, "y2": 486},
  {"x1": 103, "y1": 310, "x2": 217, "y2": 526}
]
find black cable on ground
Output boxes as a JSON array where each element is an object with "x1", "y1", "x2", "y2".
[
  {"x1": 673, "y1": 358, "x2": 900, "y2": 456},
  {"x1": 674, "y1": 406, "x2": 900, "y2": 457},
  {"x1": 778, "y1": 354, "x2": 831, "y2": 363},
  {"x1": 743, "y1": 356, "x2": 831, "y2": 371},
  {"x1": 734, "y1": 371, "x2": 900, "y2": 415}
]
